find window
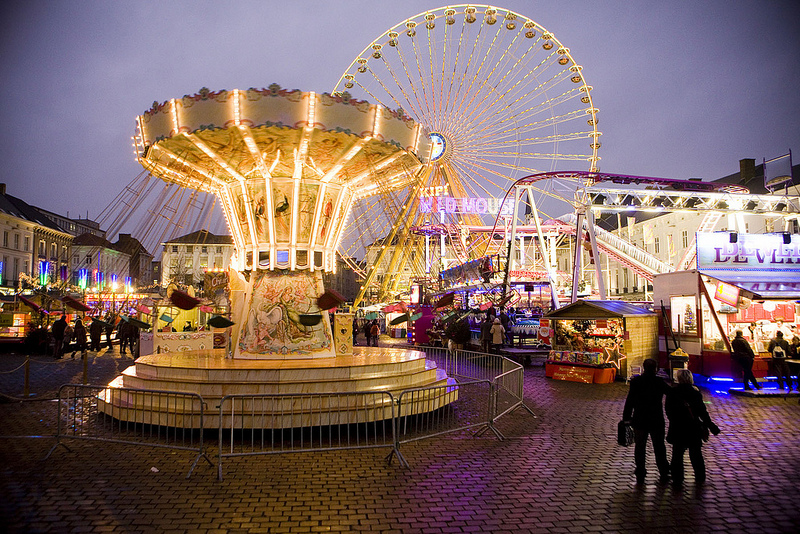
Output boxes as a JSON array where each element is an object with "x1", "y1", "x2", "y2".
[
  {"x1": 62, "y1": 245, "x2": 67, "y2": 258},
  {"x1": 51, "y1": 243, "x2": 57, "y2": 258},
  {"x1": 14, "y1": 234, "x2": 19, "y2": 250},
  {"x1": 681, "y1": 230, "x2": 688, "y2": 248},
  {"x1": 201, "y1": 246, "x2": 207, "y2": 254},
  {"x1": 24, "y1": 236, "x2": 29, "y2": 251},
  {"x1": 199, "y1": 256, "x2": 208, "y2": 268},
  {"x1": 39, "y1": 240, "x2": 45, "y2": 255},
  {"x1": 654, "y1": 237, "x2": 660, "y2": 254},
  {"x1": 2, "y1": 231, "x2": 7, "y2": 247},
  {"x1": 670, "y1": 296, "x2": 697, "y2": 335},
  {"x1": 185, "y1": 246, "x2": 193, "y2": 253},
  {"x1": 184, "y1": 258, "x2": 192, "y2": 269},
  {"x1": 172, "y1": 245, "x2": 178, "y2": 253},
  {"x1": 214, "y1": 256, "x2": 222, "y2": 269},
  {"x1": 216, "y1": 246, "x2": 223, "y2": 253}
]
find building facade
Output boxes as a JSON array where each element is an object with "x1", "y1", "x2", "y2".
[
  {"x1": 71, "y1": 233, "x2": 131, "y2": 290},
  {"x1": 160, "y1": 230, "x2": 234, "y2": 288},
  {"x1": 0, "y1": 183, "x2": 74, "y2": 289}
]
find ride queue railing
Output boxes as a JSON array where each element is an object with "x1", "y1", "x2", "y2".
[
  {"x1": 217, "y1": 391, "x2": 401, "y2": 481},
  {"x1": 45, "y1": 384, "x2": 213, "y2": 478}
]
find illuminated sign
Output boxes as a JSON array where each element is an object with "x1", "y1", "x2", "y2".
[
  {"x1": 696, "y1": 232, "x2": 800, "y2": 272},
  {"x1": 509, "y1": 270, "x2": 550, "y2": 279},
  {"x1": 714, "y1": 281, "x2": 740, "y2": 307},
  {"x1": 420, "y1": 196, "x2": 513, "y2": 216}
]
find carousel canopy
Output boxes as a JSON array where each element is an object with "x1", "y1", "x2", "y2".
[{"x1": 135, "y1": 86, "x2": 430, "y2": 273}]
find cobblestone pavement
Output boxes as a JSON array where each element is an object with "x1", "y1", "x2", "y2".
[{"x1": 1, "y1": 341, "x2": 799, "y2": 533}]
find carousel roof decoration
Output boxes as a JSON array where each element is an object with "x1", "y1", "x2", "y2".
[{"x1": 126, "y1": 85, "x2": 428, "y2": 275}]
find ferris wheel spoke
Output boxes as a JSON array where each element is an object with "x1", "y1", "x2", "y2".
[
  {"x1": 456, "y1": 29, "x2": 533, "y2": 125},
  {"x1": 473, "y1": 82, "x2": 583, "y2": 137},
  {"x1": 469, "y1": 67, "x2": 578, "y2": 136}
]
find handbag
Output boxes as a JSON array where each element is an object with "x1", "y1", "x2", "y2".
[
  {"x1": 617, "y1": 420, "x2": 634, "y2": 447},
  {"x1": 698, "y1": 418, "x2": 710, "y2": 442},
  {"x1": 685, "y1": 402, "x2": 710, "y2": 442}
]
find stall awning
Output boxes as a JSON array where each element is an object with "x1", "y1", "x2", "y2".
[
  {"x1": 699, "y1": 270, "x2": 800, "y2": 300},
  {"x1": 544, "y1": 299, "x2": 655, "y2": 319}
]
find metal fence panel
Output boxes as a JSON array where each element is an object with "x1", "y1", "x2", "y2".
[
  {"x1": 396, "y1": 379, "x2": 498, "y2": 444},
  {"x1": 45, "y1": 384, "x2": 212, "y2": 478},
  {"x1": 217, "y1": 391, "x2": 400, "y2": 480}
]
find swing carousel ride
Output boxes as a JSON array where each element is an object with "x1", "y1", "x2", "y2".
[{"x1": 99, "y1": 85, "x2": 466, "y2": 426}]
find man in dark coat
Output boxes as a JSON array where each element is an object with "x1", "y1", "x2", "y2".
[
  {"x1": 480, "y1": 317, "x2": 493, "y2": 354},
  {"x1": 51, "y1": 315, "x2": 68, "y2": 359},
  {"x1": 363, "y1": 320, "x2": 372, "y2": 347},
  {"x1": 767, "y1": 331, "x2": 792, "y2": 390},
  {"x1": 731, "y1": 330, "x2": 760, "y2": 390},
  {"x1": 89, "y1": 318, "x2": 104, "y2": 352},
  {"x1": 622, "y1": 358, "x2": 671, "y2": 484}
]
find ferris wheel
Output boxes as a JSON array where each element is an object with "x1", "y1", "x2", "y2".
[{"x1": 332, "y1": 4, "x2": 601, "y2": 304}]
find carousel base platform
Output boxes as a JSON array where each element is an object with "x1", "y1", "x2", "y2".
[{"x1": 97, "y1": 346, "x2": 457, "y2": 428}]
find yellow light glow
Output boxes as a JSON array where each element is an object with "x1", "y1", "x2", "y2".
[
  {"x1": 170, "y1": 99, "x2": 180, "y2": 135},
  {"x1": 233, "y1": 89, "x2": 241, "y2": 126}
]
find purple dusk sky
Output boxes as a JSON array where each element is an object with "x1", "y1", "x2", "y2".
[{"x1": 1, "y1": 0, "x2": 798, "y2": 221}]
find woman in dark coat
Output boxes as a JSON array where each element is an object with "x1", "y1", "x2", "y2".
[
  {"x1": 71, "y1": 319, "x2": 87, "y2": 358},
  {"x1": 666, "y1": 369, "x2": 720, "y2": 485},
  {"x1": 731, "y1": 329, "x2": 761, "y2": 390}
]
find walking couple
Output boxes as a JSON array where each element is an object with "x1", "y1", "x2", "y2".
[{"x1": 623, "y1": 359, "x2": 720, "y2": 486}]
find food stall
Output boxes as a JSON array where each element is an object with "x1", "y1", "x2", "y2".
[
  {"x1": 544, "y1": 300, "x2": 658, "y2": 383},
  {"x1": 653, "y1": 232, "x2": 800, "y2": 380}
]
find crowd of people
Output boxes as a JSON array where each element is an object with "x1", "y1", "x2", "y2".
[
  {"x1": 49, "y1": 314, "x2": 139, "y2": 359},
  {"x1": 623, "y1": 359, "x2": 721, "y2": 486},
  {"x1": 731, "y1": 327, "x2": 799, "y2": 391},
  {"x1": 353, "y1": 317, "x2": 381, "y2": 347}
]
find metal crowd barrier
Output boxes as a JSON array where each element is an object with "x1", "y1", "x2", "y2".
[
  {"x1": 395, "y1": 379, "x2": 501, "y2": 444},
  {"x1": 217, "y1": 391, "x2": 401, "y2": 481},
  {"x1": 45, "y1": 384, "x2": 213, "y2": 478},
  {"x1": 423, "y1": 347, "x2": 536, "y2": 433}
]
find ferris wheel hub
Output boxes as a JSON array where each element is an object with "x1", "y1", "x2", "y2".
[{"x1": 428, "y1": 132, "x2": 451, "y2": 163}]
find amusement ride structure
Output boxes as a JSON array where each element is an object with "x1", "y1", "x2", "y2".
[{"x1": 331, "y1": 4, "x2": 602, "y2": 305}]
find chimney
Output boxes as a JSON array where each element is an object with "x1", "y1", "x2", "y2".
[{"x1": 739, "y1": 158, "x2": 756, "y2": 186}]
